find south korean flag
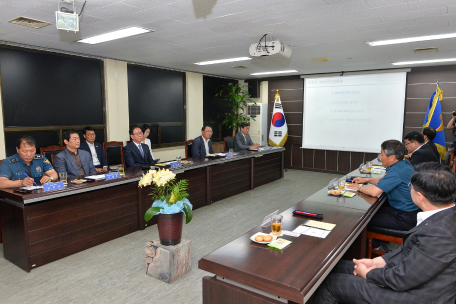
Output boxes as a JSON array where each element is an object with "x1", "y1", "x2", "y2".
[{"x1": 268, "y1": 90, "x2": 288, "y2": 147}]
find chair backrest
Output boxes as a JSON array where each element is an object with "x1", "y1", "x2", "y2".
[
  {"x1": 444, "y1": 149, "x2": 453, "y2": 167},
  {"x1": 185, "y1": 140, "x2": 193, "y2": 158},
  {"x1": 103, "y1": 141, "x2": 124, "y2": 166},
  {"x1": 224, "y1": 136, "x2": 234, "y2": 152},
  {"x1": 40, "y1": 145, "x2": 66, "y2": 165}
]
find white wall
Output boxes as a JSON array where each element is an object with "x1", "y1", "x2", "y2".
[
  {"x1": 186, "y1": 72, "x2": 204, "y2": 140},
  {"x1": 104, "y1": 59, "x2": 130, "y2": 143}
]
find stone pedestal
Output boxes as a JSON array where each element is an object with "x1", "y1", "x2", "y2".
[{"x1": 145, "y1": 238, "x2": 192, "y2": 283}]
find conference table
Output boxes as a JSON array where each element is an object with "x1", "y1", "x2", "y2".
[
  {"x1": 0, "y1": 147, "x2": 284, "y2": 271},
  {"x1": 199, "y1": 167, "x2": 386, "y2": 304}
]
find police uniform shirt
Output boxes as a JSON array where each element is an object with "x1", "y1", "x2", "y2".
[
  {"x1": 0, "y1": 153, "x2": 53, "y2": 184},
  {"x1": 376, "y1": 159, "x2": 420, "y2": 212}
]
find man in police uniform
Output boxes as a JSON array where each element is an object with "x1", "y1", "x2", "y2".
[
  {"x1": 0, "y1": 136, "x2": 58, "y2": 188},
  {"x1": 346, "y1": 140, "x2": 418, "y2": 251}
]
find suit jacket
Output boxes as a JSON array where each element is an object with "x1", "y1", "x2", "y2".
[
  {"x1": 233, "y1": 131, "x2": 254, "y2": 151},
  {"x1": 79, "y1": 140, "x2": 108, "y2": 168},
  {"x1": 123, "y1": 141, "x2": 155, "y2": 168},
  {"x1": 426, "y1": 140, "x2": 440, "y2": 160},
  {"x1": 367, "y1": 206, "x2": 456, "y2": 304},
  {"x1": 54, "y1": 149, "x2": 97, "y2": 178},
  {"x1": 191, "y1": 135, "x2": 214, "y2": 157},
  {"x1": 409, "y1": 143, "x2": 439, "y2": 166}
]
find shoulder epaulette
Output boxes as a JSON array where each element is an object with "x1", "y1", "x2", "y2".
[
  {"x1": 34, "y1": 155, "x2": 43, "y2": 159},
  {"x1": 8, "y1": 158, "x2": 18, "y2": 164}
]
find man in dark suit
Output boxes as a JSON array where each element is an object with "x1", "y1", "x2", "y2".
[
  {"x1": 192, "y1": 125, "x2": 214, "y2": 157},
  {"x1": 314, "y1": 162, "x2": 456, "y2": 304},
  {"x1": 233, "y1": 122, "x2": 260, "y2": 151},
  {"x1": 124, "y1": 126, "x2": 155, "y2": 168},
  {"x1": 54, "y1": 130, "x2": 97, "y2": 178},
  {"x1": 79, "y1": 126, "x2": 108, "y2": 173},
  {"x1": 422, "y1": 126, "x2": 441, "y2": 160},
  {"x1": 404, "y1": 131, "x2": 439, "y2": 166}
]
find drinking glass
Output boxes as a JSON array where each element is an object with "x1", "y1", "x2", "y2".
[
  {"x1": 118, "y1": 164, "x2": 125, "y2": 177},
  {"x1": 366, "y1": 161, "x2": 372, "y2": 171},
  {"x1": 271, "y1": 215, "x2": 283, "y2": 236},
  {"x1": 59, "y1": 172, "x2": 67, "y2": 184},
  {"x1": 338, "y1": 179, "x2": 345, "y2": 191},
  {"x1": 229, "y1": 148, "x2": 233, "y2": 153},
  {"x1": 176, "y1": 156, "x2": 182, "y2": 162}
]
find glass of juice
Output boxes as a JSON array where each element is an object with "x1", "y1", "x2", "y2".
[{"x1": 271, "y1": 215, "x2": 283, "y2": 236}]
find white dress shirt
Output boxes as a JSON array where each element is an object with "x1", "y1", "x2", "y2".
[
  {"x1": 86, "y1": 141, "x2": 101, "y2": 166},
  {"x1": 203, "y1": 137, "x2": 210, "y2": 155},
  {"x1": 144, "y1": 138, "x2": 155, "y2": 159},
  {"x1": 417, "y1": 205, "x2": 455, "y2": 226}
]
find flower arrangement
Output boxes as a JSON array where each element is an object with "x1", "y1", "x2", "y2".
[{"x1": 139, "y1": 169, "x2": 193, "y2": 224}]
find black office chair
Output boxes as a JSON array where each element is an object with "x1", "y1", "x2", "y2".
[
  {"x1": 40, "y1": 145, "x2": 66, "y2": 165},
  {"x1": 367, "y1": 226, "x2": 407, "y2": 258},
  {"x1": 223, "y1": 136, "x2": 234, "y2": 152},
  {"x1": 184, "y1": 140, "x2": 193, "y2": 158},
  {"x1": 103, "y1": 141, "x2": 124, "y2": 168}
]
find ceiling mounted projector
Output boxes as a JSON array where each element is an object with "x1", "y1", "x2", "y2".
[
  {"x1": 56, "y1": 0, "x2": 86, "y2": 32},
  {"x1": 249, "y1": 34, "x2": 292, "y2": 60}
]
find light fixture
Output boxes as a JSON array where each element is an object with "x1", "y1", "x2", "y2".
[
  {"x1": 77, "y1": 27, "x2": 153, "y2": 44},
  {"x1": 367, "y1": 32, "x2": 456, "y2": 46},
  {"x1": 194, "y1": 57, "x2": 252, "y2": 65},
  {"x1": 392, "y1": 58, "x2": 456, "y2": 65},
  {"x1": 250, "y1": 70, "x2": 298, "y2": 76}
]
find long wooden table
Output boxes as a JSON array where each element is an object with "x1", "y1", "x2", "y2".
[
  {"x1": 199, "y1": 168, "x2": 385, "y2": 304},
  {"x1": 0, "y1": 148, "x2": 284, "y2": 271}
]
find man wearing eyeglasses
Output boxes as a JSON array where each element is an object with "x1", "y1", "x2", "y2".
[
  {"x1": 124, "y1": 126, "x2": 155, "y2": 168},
  {"x1": 314, "y1": 162, "x2": 456, "y2": 304},
  {"x1": 404, "y1": 131, "x2": 439, "y2": 166},
  {"x1": 192, "y1": 125, "x2": 214, "y2": 157}
]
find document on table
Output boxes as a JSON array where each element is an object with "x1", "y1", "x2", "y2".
[
  {"x1": 20, "y1": 186, "x2": 43, "y2": 190},
  {"x1": 293, "y1": 225, "x2": 331, "y2": 238},
  {"x1": 292, "y1": 220, "x2": 336, "y2": 239},
  {"x1": 85, "y1": 175, "x2": 106, "y2": 180}
]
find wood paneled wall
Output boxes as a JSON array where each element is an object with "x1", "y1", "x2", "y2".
[
  {"x1": 405, "y1": 65, "x2": 456, "y2": 147},
  {"x1": 262, "y1": 65, "x2": 456, "y2": 174}
]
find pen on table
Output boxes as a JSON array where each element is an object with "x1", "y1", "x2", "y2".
[{"x1": 23, "y1": 172, "x2": 37, "y2": 185}]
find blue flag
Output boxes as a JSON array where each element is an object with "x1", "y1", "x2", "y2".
[{"x1": 423, "y1": 87, "x2": 446, "y2": 159}]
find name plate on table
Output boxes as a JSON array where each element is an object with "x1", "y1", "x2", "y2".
[
  {"x1": 170, "y1": 161, "x2": 181, "y2": 168},
  {"x1": 225, "y1": 152, "x2": 234, "y2": 157},
  {"x1": 105, "y1": 172, "x2": 121, "y2": 180},
  {"x1": 43, "y1": 182, "x2": 65, "y2": 192}
]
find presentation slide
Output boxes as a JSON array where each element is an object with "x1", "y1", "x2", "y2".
[{"x1": 302, "y1": 72, "x2": 407, "y2": 153}]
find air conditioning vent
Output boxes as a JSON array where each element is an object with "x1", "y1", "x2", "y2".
[
  {"x1": 9, "y1": 16, "x2": 52, "y2": 29},
  {"x1": 248, "y1": 105, "x2": 261, "y2": 116},
  {"x1": 414, "y1": 47, "x2": 438, "y2": 53}
]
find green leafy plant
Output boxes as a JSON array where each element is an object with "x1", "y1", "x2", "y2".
[
  {"x1": 216, "y1": 83, "x2": 255, "y2": 137},
  {"x1": 139, "y1": 169, "x2": 193, "y2": 224}
]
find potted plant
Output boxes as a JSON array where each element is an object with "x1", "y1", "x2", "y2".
[
  {"x1": 140, "y1": 168, "x2": 193, "y2": 246},
  {"x1": 216, "y1": 83, "x2": 255, "y2": 137}
]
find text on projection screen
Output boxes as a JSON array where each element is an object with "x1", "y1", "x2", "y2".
[{"x1": 302, "y1": 72, "x2": 407, "y2": 153}]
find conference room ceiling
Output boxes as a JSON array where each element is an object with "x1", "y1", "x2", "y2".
[{"x1": 1, "y1": 0, "x2": 455, "y2": 79}]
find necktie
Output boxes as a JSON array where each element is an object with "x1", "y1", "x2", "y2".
[{"x1": 138, "y1": 144, "x2": 144, "y2": 158}]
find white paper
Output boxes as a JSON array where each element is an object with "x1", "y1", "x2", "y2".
[
  {"x1": 20, "y1": 186, "x2": 43, "y2": 190},
  {"x1": 85, "y1": 175, "x2": 106, "y2": 180},
  {"x1": 282, "y1": 230, "x2": 300, "y2": 237},
  {"x1": 293, "y1": 226, "x2": 331, "y2": 239}
]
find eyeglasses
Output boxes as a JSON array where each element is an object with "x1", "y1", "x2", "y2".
[
  {"x1": 204, "y1": 131, "x2": 213, "y2": 134},
  {"x1": 133, "y1": 132, "x2": 143, "y2": 136},
  {"x1": 404, "y1": 141, "x2": 414, "y2": 146},
  {"x1": 408, "y1": 182, "x2": 411, "y2": 189}
]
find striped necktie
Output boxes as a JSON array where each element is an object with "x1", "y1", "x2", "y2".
[{"x1": 137, "y1": 144, "x2": 144, "y2": 158}]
